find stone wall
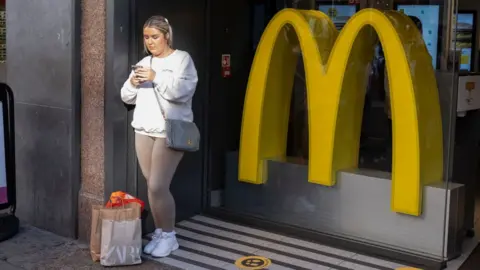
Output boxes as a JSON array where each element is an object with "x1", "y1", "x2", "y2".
[{"x1": 78, "y1": 0, "x2": 106, "y2": 242}]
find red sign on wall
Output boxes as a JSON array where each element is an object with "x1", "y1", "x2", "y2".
[{"x1": 222, "y1": 54, "x2": 231, "y2": 78}]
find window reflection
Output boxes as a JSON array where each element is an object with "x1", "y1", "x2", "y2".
[{"x1": 283, "y1": 1, "x2": 410, "y2": 172}]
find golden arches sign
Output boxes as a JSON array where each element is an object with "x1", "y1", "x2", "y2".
[{"x1": 238, "y1": 8, "x2": 443, "y2": 216}]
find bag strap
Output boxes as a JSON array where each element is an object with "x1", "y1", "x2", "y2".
[{"x1": 150, "y1": 56, "x2": 167, "y2": 119}]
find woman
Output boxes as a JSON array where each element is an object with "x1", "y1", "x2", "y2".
[{"x1": 120, "y1": 15, "x2": 198, "y2": 258}]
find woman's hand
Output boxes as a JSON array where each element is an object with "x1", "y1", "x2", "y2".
[
  {"x1": 135, "y1": 67, "x2": 156, "y2": 82},
  {"x1": 130, "y1": 75, "x2": 141, "y2": 87}
]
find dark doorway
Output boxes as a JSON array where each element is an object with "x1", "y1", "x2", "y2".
[
  {"x1": 132, "y1": 0, "x2": 208, "y2": 233},
  {"x1": 105, "y1": 0, "x2": 208, "y2": 234}
]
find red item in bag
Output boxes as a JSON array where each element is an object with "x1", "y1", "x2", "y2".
[{"x1": 106, "y1": 191, "x2": 145, "y2": 212}]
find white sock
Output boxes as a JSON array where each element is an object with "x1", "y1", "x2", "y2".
[
  {"x1": 163, "y1": 231, "x2": 176, "y2": 237},
  {"x1": 154, "y1": 228, "x2": 163, "y2": 235}
]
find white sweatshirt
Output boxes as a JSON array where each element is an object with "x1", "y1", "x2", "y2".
[{"x1": 120, "y1": 50, "x2": 198, "y2": 137}]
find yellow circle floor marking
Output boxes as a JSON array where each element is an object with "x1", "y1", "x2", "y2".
[{"x1": 234, "y1": 256, "x2": 272, "y2": 269}]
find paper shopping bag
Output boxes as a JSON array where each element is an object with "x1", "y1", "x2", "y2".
[
  {"x1": 90, "y1": 205, "x2": 102, "y2": 262},
  {"x1": 100, "y1": 204, "x2": 142, "y2": 266}
]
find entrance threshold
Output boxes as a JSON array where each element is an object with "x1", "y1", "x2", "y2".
[{"x1": 144, "y1": 215, "x2": 416, "y2": 270}]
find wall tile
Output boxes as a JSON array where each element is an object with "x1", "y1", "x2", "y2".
[{"x1": 14, "y1": 103, "x2": 74, "y2": 237}]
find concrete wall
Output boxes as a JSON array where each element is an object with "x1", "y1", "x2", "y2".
[{"x1": 6, "y1": 0, "x2": 81, "y2": 237}]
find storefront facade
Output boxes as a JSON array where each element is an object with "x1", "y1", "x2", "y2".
[
  {"x1": 7, "y1": 0, "x2": 480, "y2": 269},
  {"x1": 103, "y1": 0, "x2": 468, "y2": 268}
]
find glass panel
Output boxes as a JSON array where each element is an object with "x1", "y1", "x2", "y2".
[{"x1": 209, "y1": 0, "x2": 461, "y2": 263}]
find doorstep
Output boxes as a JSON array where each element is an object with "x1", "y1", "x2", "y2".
[{"x1": 144, "y1": 215, "x2": 431, "y2": 270}]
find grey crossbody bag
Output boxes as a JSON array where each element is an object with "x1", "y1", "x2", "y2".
[{"x1": 150, "y1": 57, "x2": 200, "y2": 152}]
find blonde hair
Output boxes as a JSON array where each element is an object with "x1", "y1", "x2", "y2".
[{"x1": 143, "y1": 15, "x2": 173, "y2": 54}]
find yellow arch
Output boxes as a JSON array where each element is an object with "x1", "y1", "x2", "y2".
[{"x1": 238, "y1": 8, "x2": 443, "y2": 216}]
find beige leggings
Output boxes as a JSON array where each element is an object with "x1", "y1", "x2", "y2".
[{"x1": 135, "y1": 133, "x2": 183, "y2": 232}]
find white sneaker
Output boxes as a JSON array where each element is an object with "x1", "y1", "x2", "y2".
[
  {"x1": 151, "y1": 231, "x2": 179, "y2": 258},
  {"x1": 143, "y1": 229, "x2": 162, "y2": 255}
]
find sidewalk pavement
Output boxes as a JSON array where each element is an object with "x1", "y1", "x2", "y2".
[{"x1": 0, "y1": 224, "x2": 177, "y2": 270}]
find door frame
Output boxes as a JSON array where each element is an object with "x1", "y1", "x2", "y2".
[
  {"x1": 104, "y1": 0, "x2": 133, "y2": 199},
  {"x1": 104, "y1": 0, "x2": 211, "y2": 211}
]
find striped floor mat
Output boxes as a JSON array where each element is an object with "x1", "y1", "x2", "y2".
[{"x1": 143, "y1": 215, "x2": 413, "y2": 270}]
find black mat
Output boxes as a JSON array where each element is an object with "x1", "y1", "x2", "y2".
[{"x1": 459, "y1": 243, "x2": 480, "y2": 270}]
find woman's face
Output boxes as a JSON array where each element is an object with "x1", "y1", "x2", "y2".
[{"x1": 143, "y1": 27, "x2": 169, "y2": 56}]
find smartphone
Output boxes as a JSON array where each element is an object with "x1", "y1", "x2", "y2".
[{"x1": 131, "y1": 65, "x2": 142, "y2": 72}]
